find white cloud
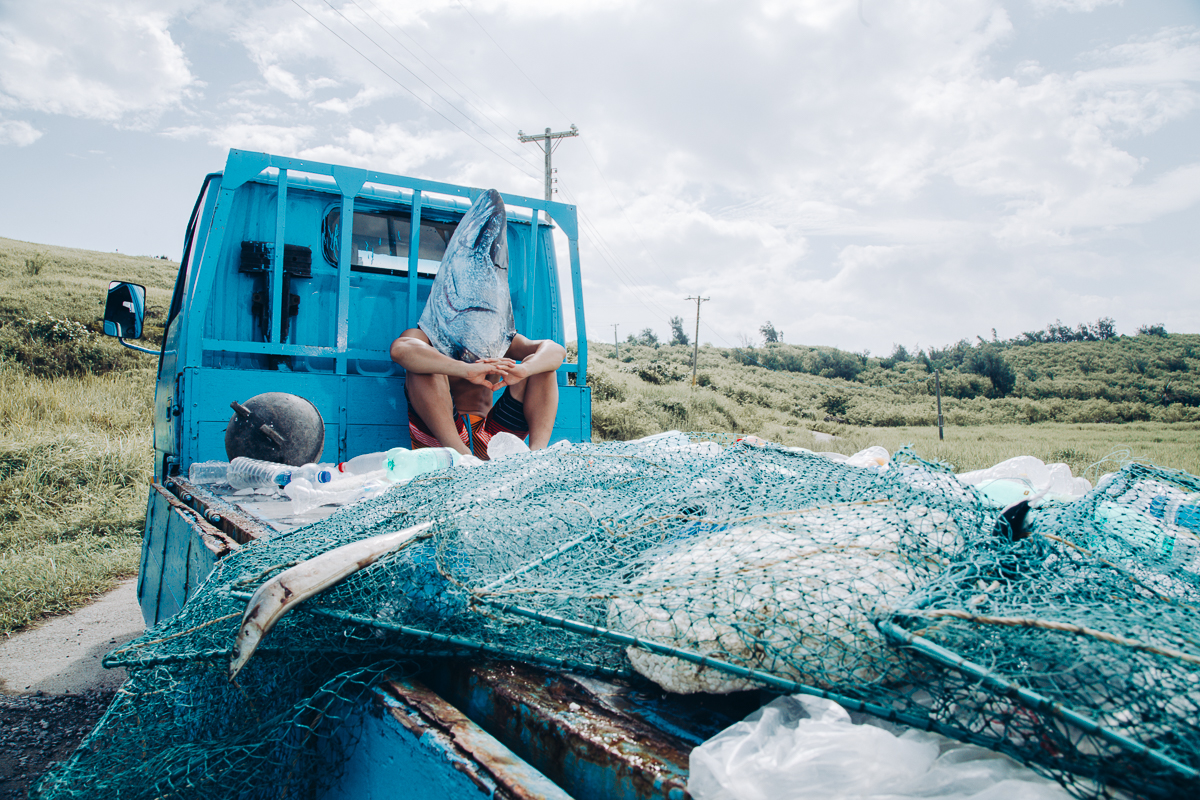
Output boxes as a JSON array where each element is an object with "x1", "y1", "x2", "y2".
[
  {"x1": 0, "y1": 118, "x2": 42, "y2": 146},
  {"x1": 209, "y1": 123, "x2": 315, "y2": 156},
  {"x1": 0, "y1": 0, "x2": 199, "y2": 123},
  {"x1": 1030, "y1": 0, "x2": 1123, "y2": 14}
]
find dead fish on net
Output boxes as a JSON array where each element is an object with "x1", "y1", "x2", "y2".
[
  {"x1": 419, "y1": 188, "x2": 515, "y2": 363},
  {"x1": 229, "y1": 521, "x2": 434, "y2": 679}
]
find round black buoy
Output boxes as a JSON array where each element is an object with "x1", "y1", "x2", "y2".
[{"x1": 224, "y1": 392, "x2": 325, "y2": 466}]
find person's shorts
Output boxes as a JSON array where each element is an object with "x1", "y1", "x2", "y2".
[{"x1": 406, "y1": 387, "x2": 529, "y2": 460}]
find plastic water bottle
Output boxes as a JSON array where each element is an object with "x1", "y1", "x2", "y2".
[
  {"x1": 228, "y1": 457, "x2": 334, "y2": 489},
  {"x1": 188, "y1": 461, "x2": 230, "y2": 484},
  {"x1": 383, "y1": 447, "x2": 461, "y2": 483},
  {"x1": 338, "y1": 451, "x2": 387, "y2": 475}
]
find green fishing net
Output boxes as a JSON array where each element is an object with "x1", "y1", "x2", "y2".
[{"x1": 33, "y1": 434, "x2": 1200, "y2": 799}]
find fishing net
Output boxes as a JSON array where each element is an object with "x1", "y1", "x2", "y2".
[{"x1": 34, "y1": 434, "x2": 1200, "y2": 799}]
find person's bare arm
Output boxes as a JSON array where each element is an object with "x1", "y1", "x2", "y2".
[
  {"x1": 390, "y1": 328, "x2": 507, "y2": 388},
  {"x1": 494, "y1": 334, "x2": 566, "y2": 388}
]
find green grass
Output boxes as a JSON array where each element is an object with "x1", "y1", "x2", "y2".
[
  {"x1": 0, "y1": 367, "x2": 155, "y2": 634},
  {"x1": 0, "y1": 236, "x2": 172, "y2": 634},
  {"x1": 586, "y1": 346, "x2": 1200, "y2": 476}
]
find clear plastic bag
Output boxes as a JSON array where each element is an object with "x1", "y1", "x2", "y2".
[{"x1": 688, "y1": 695, "x2": 1071, "y2": 800}]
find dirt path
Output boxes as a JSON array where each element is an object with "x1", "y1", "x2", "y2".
[{"x1": 0, "y1": 579, "x2": 143, "y2": 798}]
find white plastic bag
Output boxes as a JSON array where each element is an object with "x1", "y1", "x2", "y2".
[
  {"x1": 688, "y1": 695, "x2": 1071, "y2": 800},
  {"x1": 957, "y1": 456, "x2": 1091, "y2": 500}
]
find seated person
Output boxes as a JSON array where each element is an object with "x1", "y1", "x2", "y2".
[{"x1": 390, "y1": 328, "x2": 565, "y2": 459}]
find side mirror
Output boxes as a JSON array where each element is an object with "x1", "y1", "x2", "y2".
[{"x1": 103, "y1": 281, "x2": 146, "y2": 339}]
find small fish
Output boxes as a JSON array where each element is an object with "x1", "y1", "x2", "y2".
[
  {"x1": 419, "y1": 188, "x2": 515, "y2": 363},
  {"x1": 229, "y1": 520, "x2": 434, "y2": 679}
]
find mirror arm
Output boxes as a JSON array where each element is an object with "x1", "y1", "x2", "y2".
[{"x1": 118, "y1": 337, "x2": 159, "y2": 355}]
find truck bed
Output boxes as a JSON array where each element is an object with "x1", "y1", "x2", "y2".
[{"x1": 140, "y1": 475, "x2": 751, "y2": 800}]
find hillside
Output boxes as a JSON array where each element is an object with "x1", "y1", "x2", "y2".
[
  {"x1": 584, "y1": 334, "x2": 1200, "y2": 475},
  {"x1": 590, "y1": 332, "x2": 1199, "y2": 430},
  {"x1": 0, "y1": 236, "x2": 177, "y2": 377}
]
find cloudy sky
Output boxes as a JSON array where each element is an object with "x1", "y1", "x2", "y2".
[{"x1": 1, "y1": 0, "x2": 1197, "y2": 353}]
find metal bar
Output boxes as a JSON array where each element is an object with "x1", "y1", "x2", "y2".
[
  {"x1": 184, "y1": 186, "x2": 236, "y2": 368},
  {"x1": 877, "y1": 618, "x2": 1199, "y2": 779},
  {"x1": 476, "y1": 599, "x2": 988, "y2": 742},
  {"x1": 271, "y1": 168, "x2": 288, "y2": 344},
  {"x1": 223, "y1": 588, "x2": 632, "y2": 679},
  {"x1": 333, "y1": 166, "x2": 367, "y2": 374},
  {"x1": 526, "y1": 208, "x2": 539, "y2": 338},
  {"x1": 407, "y1": 190, "x2": 423, "y2": 330},
  {"x1": 199, "y1": 339, "x2": 387, "y2": 359},
  {"x1": 477, "y1": 532, "x2": 595, "y2": 594},
  {"x1": 567, "y1": 235, "x2": 587, "y2": 384},
  {"x1": 337, "y1": 193, "x2": 355, "y2": 372}
]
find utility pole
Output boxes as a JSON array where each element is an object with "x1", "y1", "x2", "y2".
[
  {"x1": 518, "y1": 125, "x2": 579, "y2": 204},
  {"x1": 685, "y1": 295, "x2": 709, "y2": 386},
  {"x1": 935, "y1": 369, "x2": 944, "y2": 440},
  {"x1": 612, "y1": 323, "x2": 619, "y2": 360}
]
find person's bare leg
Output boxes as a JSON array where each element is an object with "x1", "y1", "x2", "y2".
[
  {"x1": 507, "y1": 372, "x2": 558, "y2": 450},
  {"x1": 406, "y1": 372, "x2": 470, "y2": 455}
]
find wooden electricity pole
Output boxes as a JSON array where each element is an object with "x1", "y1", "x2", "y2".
[
  {"x1": 686, "y1": 295, "x2": 709, "y2": 385},
  {"x1": 612, "y1": 323, "x2": 619, "y2": 360},
  {"x1": 518, "y1": 125, "x2": 579, "y2": 204}
]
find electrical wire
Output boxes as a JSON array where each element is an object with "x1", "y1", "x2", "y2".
[
  {"x1": 287, "y1": 0, "x2": 539, "y2": 181},
  {"x1": 346, "y1": 0, "x2": 538, "y2": 165},
  {"x1": 314, "y1": 0, "x2": 542, "y2": 174},
  {"x1": 453, "y1": 0, "x2": 573, "y2": 123},
  {"x1": 357, "y1": 0, "x2": 526, "y2": 134}
]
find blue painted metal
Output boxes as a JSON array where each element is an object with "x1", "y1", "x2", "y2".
[
  {"x1": 407, "y1": 190, "x2": 423, "y2": 329},
  {"x1": 150, "y1": 148, "x2": 590, "y2": 481},
  {"x1": 325, "y1": 678, "x2": 572, "y2": 800}
]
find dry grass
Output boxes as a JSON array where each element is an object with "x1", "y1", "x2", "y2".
[{"x1": 0, "y1": 368, "x2": 154, "y2": 634}]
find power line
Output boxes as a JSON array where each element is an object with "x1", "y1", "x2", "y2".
[
  {"x1": 453, "y1": 0, "x2": 573, "y2": 122},
  {"x1": 287, "y1": 0, "x2": 539, "y2": 180},
  {"x1": 314, "y1": 0, "x2": 542, "y2": 174},
  {"x1": 348, "y1": 0, "x2": 537, "y2": 162}
]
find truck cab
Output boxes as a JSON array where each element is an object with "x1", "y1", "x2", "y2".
[{"x1": 152, "y1": 149, "x2": 590, "y2": 483}]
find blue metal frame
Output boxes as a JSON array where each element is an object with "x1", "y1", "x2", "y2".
[{"x1": 154, "y1": 149, "x2": 590, "y2": 480}]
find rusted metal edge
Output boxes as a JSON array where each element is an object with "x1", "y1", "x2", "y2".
[
  {"x1": 165, "y1": 477, "x2": 273, "y2": 544},
  {"x1": 377, "y1": 677, "x2": 574, "y2": 800},
  {"x1": 442, "y1": 662, "x2": 693, "y2": 800},
  {"x1": 150, "y1": 482, "x2": 240, "y2": 556}
]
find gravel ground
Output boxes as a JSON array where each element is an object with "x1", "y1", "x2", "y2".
[
  {"x1": 0, "y1": 690, "x2": 115, "y2": 799},
  {"x1": 0, "y1": 579, "x2": 142, "y2": 799}
]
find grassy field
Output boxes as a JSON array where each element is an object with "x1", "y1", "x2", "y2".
[
  {"x1": 0, "y1": 237, "x2": 172, "y2": 635},
  {"x1": 0, "y1": 234, "x2": 1198, "y2": 635}
]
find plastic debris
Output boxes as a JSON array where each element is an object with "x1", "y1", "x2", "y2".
[{"x1": 688, "y1": 694, "x2": 1071, "y2": 800}]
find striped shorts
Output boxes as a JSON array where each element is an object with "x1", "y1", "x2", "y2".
[{"x1": 406, "y1": 387, "x2": 529, "y2": 460}]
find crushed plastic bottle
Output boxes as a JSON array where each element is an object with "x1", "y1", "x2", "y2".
[
  {"x1": 284, "y1": 471, "x2": 390, "y2": 515},
  {"x1": 188, "y1": 461, "x2": 230, "y2": 484},
  {"x1": 337, "y1": 451, "x2": 387, "y2": 475},
  {"x1": 383, "y1": 447, "x2": 461, "y2": 483},
  {"x1": 227, "y1": 457, "x2": 333, "y2": 489}
]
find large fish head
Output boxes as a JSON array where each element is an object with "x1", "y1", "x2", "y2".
[{"x1": 418, "y1": 188, "x2": 516, "y2": 362}]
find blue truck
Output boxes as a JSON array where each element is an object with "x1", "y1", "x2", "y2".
[{"x1": 104, "y1": 149, "x2": 746, "y2": 800}]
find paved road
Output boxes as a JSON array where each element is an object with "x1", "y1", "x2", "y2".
[{"x1": 0, "y1": 579, "x2": 143, "y2": 798}]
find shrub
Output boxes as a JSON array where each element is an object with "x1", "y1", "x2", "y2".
[{"x1": 0, "y1": 316, "x2": 140, "y2": 378}]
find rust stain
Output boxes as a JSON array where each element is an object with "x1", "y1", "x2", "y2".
[
  {"x1": 448, "y1": 662, "x2": 693, "y2": 799},
  {"x1": 378, "y1": 679, "x2": 570, "y2": 800}
]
